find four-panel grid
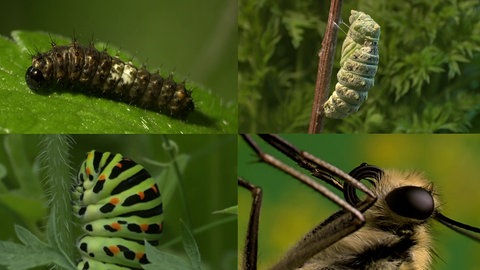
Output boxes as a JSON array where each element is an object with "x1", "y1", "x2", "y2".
[{"x1": 1, "y1": 1, "x2": 480, "y2": 270}]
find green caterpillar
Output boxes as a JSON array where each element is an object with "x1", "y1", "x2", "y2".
[
  {"x1": 324, "y1": 10, "x2": 380, "y2": 119},
  {"x1": 72, "y1": 150, "x2": 163, "y2": 270}
]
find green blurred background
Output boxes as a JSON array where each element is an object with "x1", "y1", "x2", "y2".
[
  {"x1": 0, "y1": 0, "x2": 237, "y2": 104},
  {"x1": 239, "y1": 135, "x2": 480, "y2": 269},
  {"x1": 0, "y1": 134, "x2": 237, "y2": 269}
]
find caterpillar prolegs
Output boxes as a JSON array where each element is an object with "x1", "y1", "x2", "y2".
[
  {"x1": 25, "y1": 42, "x2": 194, "y2": 119},
  {"x1": 323, "y1": 10, "x2": 380, "y2": 119}
]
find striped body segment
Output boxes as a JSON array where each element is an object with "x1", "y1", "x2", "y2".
[
  {"x1": 73, "y1": 150, "x2": 163, "y2": 270},
  {"x1": 324, "y1": 10, "x2": 380, "y2": 119},
  {"x1": 25, "y1": 42, "x2": 194, "y2": 119}
]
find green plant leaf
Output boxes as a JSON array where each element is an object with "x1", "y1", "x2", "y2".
[
  {"x1": 143, "y1": 220, "x2": 203, "y2": 270},
  {"x1": 212, "y1": 205, "x2": 237, "y2": 215},
  {"x1": 180, "y1": 219, "x2": 202, "y2": 270},
  {"x1": 143, "y1": 242, "x2": 191, "y2": 270},
  {"x1": 0, "y1": 225, "x2": 75, "y2": 270},
  {"x1": 0, "y1": 30, "x2": 236, "y2": 133},
  {"x1": 14, "y1": 225, "x2": 47, "y2": 249}
]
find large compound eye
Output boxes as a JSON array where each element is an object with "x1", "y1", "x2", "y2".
[
  {"x1": 25, "y1": 66, "x2": 47, "y2": 90},
  {"x1": 385, "y1": 186, "x2": 434, "y2": 220}
]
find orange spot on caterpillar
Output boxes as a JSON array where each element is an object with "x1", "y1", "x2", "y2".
[
  {"x1": 109, "y1": 245, "x2": 120, "y2": 255},
  {"x1": 140, "y1": 224, "x2": 149, "y2": 232},
  {"x1": 138, "y1": 191, "x2": 145, "y2": 200},
  {"x1": 136, "y1": 252, "x2": 145, "y2": 260},
  {"x1": 111, "y1": 222, "x2": 122, "y2": 231},
  {"x1": 110, "y1": 197, "x2": 120, "y2": 205},
  {"x1": 99, "y1": 174, "x2": 106, "y2": 181}
]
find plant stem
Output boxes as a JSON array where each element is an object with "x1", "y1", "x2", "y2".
[
  {"x1": 38, "y1": 135, "x2": 77, "y2": 269},
  {"x1": 308, "y1": 0, "x2": 343, "y2": 133},
  {"x1": 160, "y1": 135, "x2": 192, "y2": 227}
]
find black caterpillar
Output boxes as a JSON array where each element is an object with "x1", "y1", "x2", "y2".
[{"x1": 25, "y1": 41, "x2": 194, "y2": 119}]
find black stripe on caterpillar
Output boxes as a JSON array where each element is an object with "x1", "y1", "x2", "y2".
[
  {"x1": 323, "y1": 10, "x2": 380, "y2": 119},
  {"x1": 25, "y1": 41, "x2": 194, "y2": 119}
]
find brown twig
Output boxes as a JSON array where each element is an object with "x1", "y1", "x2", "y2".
[{"x1": 308, "y1": 0, "x2": 343, "y2": 133}]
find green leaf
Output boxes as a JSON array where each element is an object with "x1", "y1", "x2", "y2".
[
  {"x1": 143, "y1": 242, "x2": 191, "y2": 270},
  {"x1": 144, "y1": 220, "x2": 204, "y2": 270},
  {"x1": 0, "y1": 30, "x2": 236, "y2": 133},
  {"x1": 14, "y1": 225, "x2": 48, "y2": 249},
  {"x1": 180, "y1": 219, "x2": 202, "y2": 270},
  {"x1": 0, "y1": 226, "x2": 75, "y2": 270},
  {"x1": 282, "y1": 11, "x2": 318, "y2": 48},
  {"x1": 212, "y1": 205, "x2": 238, "y2": 215}
]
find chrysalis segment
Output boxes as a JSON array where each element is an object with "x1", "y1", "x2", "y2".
[
  {"x1": 73, "y1": 150, "x2": 163, "y2": 270},
  {"x1": 25, "y1": 42, "x2": 194, "y2": 119},
  {"x1": 324, "y1": 10, "x2": 380, "y2": 119}
]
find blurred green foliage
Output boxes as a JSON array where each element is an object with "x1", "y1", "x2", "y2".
[
  {"x1": 0, "y1": 135, "x2": 236, "y2": 270},
  {"x1": 239, "y1": 0, "x2": 480, "y2": 133},
  {"x1": 238, "y1": 135, "x2": 480, "y2": 269}
]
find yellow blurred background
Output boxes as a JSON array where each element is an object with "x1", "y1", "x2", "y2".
[{"x1": 238, "y1": 134, "x2": 480, "y2": 270}]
